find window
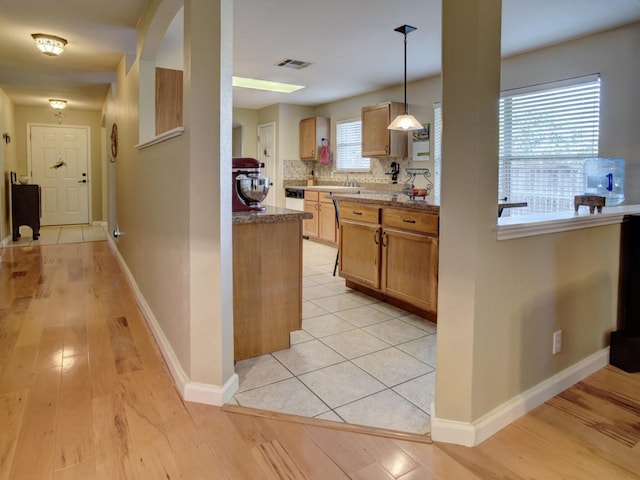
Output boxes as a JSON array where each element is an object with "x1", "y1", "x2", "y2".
[
  {"x1": 435, "y1": 75, "x2": 601, "y2": 216},
  {"x1": 499, "y1": 75, "x2": 600, "y2": 215},
  {"x1": 336, "y1": 119, "x2": 369, "y2": 171},
  {"x1": 433, "y1": 103, "x2": 442, "y2": 201}
]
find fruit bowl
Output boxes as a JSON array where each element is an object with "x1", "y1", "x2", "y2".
[{"x1": 402, "y1": 185, "x2": 429, "y2": 199}]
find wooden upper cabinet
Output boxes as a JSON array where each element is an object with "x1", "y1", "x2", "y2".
[
  {"x1": 361, "y1": 102, "x2": 408, "y2": 158},
  {"x1": 155, "y1": 67, "x2": 183, "y2": 135},
  {"x1": 300, "y1": 117, "x2": 330, "y2": 160}
]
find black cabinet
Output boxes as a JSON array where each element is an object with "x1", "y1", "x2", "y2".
[
  {"x1": 611, "y1": 214, "x2": 640, "y2": 372},
  {"x1": 11, "y1": 184, "x2": 41, "y2": 241}
]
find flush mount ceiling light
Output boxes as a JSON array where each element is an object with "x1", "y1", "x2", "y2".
[
  {"x1": 32, "y1": 33, "x2": 67, "y2": 56},
  {"x1": 232, "y1": 76, "x2": 305, "y2": 94},
  {"x1": 388, "y1": 24, "x2": 423, "y2": 131},
  {"x1": 49, "y1": 99, "x2": 67, "y2": 109}
]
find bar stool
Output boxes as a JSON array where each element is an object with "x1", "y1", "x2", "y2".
[{"x1": 333, "y1": 198, "x2": 340, "y2": 276}]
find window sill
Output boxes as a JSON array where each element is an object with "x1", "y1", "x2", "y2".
[
  {"x1": 495, "y1": 205, "x2": 640, "y2": 240},
  {"x1": 136, "y1": 127, "x2": 185, "y2": 150}
]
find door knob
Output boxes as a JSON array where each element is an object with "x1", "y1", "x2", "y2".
[{"x1": 78, "y1": 179, "x2": 87, "y2": 183}]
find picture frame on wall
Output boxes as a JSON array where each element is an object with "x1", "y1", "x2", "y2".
[{"x1": 411, "y1": 123, "x2": 430, "y2": 162}]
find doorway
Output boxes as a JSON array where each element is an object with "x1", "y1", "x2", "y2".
[
  {"x1": 28, "y1": 124, "x2": 90, "y2": 226},
  {"x1": 258, "y1": 122, "x2": 277, "y2": 206}
]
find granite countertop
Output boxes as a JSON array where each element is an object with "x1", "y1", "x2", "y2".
[
  {"x1": 284, "y1": 182, "x2": 404, "y2": 193},
  {"x1": 331, "y1": 192, "x2": 440, "y2": 212},
  {"x1": 232, "y1": 206, "x2": 312, "y2": 225}
]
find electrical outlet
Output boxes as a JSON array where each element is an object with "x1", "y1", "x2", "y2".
[{"x1": 553, "y1": 330, "x2": 562, "y2": 355}]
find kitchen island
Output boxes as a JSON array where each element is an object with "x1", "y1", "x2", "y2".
[
  {"x1": 232, "y1": 206, "x2": 312, "y2": 360},
  {"x1": 332, "y1": 193, "x2": 440, "y2": 321}
]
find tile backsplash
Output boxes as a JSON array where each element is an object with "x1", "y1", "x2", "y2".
[{"x1": 283, "y1": 157, "x2": 432, "y2": 187}]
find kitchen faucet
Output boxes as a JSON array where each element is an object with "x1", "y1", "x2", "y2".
[{"x1": 342, "y1": 173, "x2": 358, "y2": 187}]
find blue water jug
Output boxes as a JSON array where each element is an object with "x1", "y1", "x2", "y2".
[{"x1": 583, "y1": 157, "x2": 625, "y2": 206}]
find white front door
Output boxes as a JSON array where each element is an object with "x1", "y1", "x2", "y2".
[
  {"x1": 29, "y1": 125, "x2": 90, "y2": 226},
  {"x1": 258, "y1": 122, "x2": 277, "y2": 206}
]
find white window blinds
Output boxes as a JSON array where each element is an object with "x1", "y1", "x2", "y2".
[
  {"x1": 499, "y1": 75, "x2": 601, "y2": 215},
  {"x1": 433, "y1": 103, "x2": 442, "y2": 200},
  {"x1": 336, "y1": 119, "x2": 369, "y2": 171}
]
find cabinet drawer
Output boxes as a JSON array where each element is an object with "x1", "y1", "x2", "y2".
[
  {"x1": 339, "y1": 202, "x2": 380, "y2": 224},
  {"x1": 382, "y1": 208, "x2": 438, "y2": 235},
  {"x1": 304, "y1": 190, "x2": 319, "y2": 201}
]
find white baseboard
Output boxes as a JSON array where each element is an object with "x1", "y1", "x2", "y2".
[
  {"x1": 106, "y1": 236, "x2": 237, "y2": 406},
  {"x1": 92, "y1": 220, "x2": 108, "y2": 227},
  {"x1": 184, "y1": 374, "x2": 239, "y2": 405},
  {"x1": 430, "y1": 348, "x2": 610, "y2": 446},
  {"x1": 1, "y1": 234, "x2": 12, "y2": 247}
]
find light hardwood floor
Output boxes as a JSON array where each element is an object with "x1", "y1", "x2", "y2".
[{"x1": 1, "y1": 240, "x2": 639, "y2": 479}]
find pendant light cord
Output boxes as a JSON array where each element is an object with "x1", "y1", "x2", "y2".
[{"x1": 403, "y1": 32, "x2": 408, "y2": 114}]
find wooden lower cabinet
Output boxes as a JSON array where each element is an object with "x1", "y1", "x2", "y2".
[
  {"x1": 303, "y1": 193, "x2": 319, "y2": 237},
  {"x1": 303, "y1": 190, "x2": 337, "y2": 245},
  {"x1": 339, "y1": 220, "x2": 381, "y2": 289},
  {"x1": 233, "y1": 219, "x2": 303, "y2": 361},
  {"x1": 318, "y1": 196, "x2": 337, "y2": 243},
  {"x1": 338, "y1": 201, "x2": 439, "y2": 319},
  {"x1": 381, "y1": 227, "x2": 438, "y2": 313}
]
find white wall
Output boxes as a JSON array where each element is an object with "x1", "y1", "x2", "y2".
[
  {"x1": 103, "y1": 0, "x2": 236, "y2": 403},
  {"x1": 0, "y1": 88, "x2": 16, "y2": 241},
  {"x1": 500, "y1": 23, "x2": 640, "y2": 204}
]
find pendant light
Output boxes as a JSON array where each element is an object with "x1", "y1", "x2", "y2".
[{"x1": 388, "y1": 25, "x2": 423, "y2": 131}]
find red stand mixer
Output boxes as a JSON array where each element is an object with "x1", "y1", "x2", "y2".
[{"x1": 232, "y1": 157, "x2": 270, "y2": 212}]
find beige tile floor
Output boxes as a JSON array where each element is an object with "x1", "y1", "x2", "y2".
[
  {"x1": 230, "y1": 239, "x2": 437, "y2": 435},
  {"x1": 6, "y1": 224, "x2": 107, "y2": 246}
]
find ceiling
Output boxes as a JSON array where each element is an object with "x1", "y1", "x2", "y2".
[{"x1": 1, "y1": 0, "x2": 640, "y2": 112}]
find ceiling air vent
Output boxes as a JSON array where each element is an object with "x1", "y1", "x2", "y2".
[{"x1": 276, "y1": 59, "x2": 311, "y2": 69}]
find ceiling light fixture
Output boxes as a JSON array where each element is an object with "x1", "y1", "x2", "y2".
[
  {"x1": 388, "y1": 25, "x2": 423, "y2": 131},
  {"x1": 49, "y1": 99, "x2": 67, "y2": 109},
  {"x1": 232, "y1": 76, "x2": 305, "y2": 94},
  {"x1": 32, "y1": 33, "x2": 67, "y2": 56}
]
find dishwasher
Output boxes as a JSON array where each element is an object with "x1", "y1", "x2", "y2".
[{"x1": 284, "y1": 187, "x2": 305, "y2": 211}]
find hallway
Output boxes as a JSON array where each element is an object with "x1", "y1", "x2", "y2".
[{"x1": 6, "y1": 224, "x2": 107, "y2": 247}]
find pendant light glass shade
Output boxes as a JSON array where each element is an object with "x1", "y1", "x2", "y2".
[
  {"x1": 32, "y1": 33, "x2": 67, "y2": 56},
  {"x1": 387, "y1": 113, "x2": 423, "y2": 130},
  {"x1": 388, "y1": 24, "x2": 422, "y2": 131}
]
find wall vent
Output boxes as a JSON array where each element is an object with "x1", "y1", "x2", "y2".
[{"x1": 276, "y1": 58, "x2": 311, "y2": 69}]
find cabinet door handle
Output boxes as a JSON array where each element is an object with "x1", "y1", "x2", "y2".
[
  {"x1": 373, "y1": 230, "x2": 379, "y2": 245},
  {"x1": 402, "y1": 219, "x2": 416, "y2": 224},
  {"x1": 352, "y1": 211, "x2": 363, "y2": 216},
  {"x1": 381, "y1": 231, "x2": 387, "y2": 247}
]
